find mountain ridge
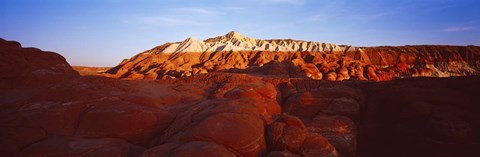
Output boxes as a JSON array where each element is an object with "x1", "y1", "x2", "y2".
[
  {"x1": 105, "y1": 32, "x2": 480, "y2": 81},
  {"x1": 143, "y1": 31, "x2": 356, "y2": 54}
]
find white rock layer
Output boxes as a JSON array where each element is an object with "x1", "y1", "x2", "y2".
[{"x1": 145, "y1": 31, "x2": 358, "y2": 54}]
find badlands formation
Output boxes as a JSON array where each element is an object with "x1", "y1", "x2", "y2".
[
  {"x1": 1, "y1": 35, "x2": 480, "y2": 157},
  {"x1": 106, "y1": 31, "x2": 480, "y2": 81}
]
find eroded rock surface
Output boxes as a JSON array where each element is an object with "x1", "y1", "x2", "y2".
[
  {"x1": 103, "y1": 32, "x2": 480, "y2": 81},
  {"x1": 1, "y1": 38, "x2": 480, "y2": 157}
]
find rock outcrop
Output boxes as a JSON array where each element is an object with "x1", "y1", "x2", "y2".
[
  {"x1": 147, "y1": 31, "x2": 350, "y2": 54},
  {"x1": 104, "y1": 32, "x2": 480, "y2": 81},
  {"x1": 0, "y1": 38, "x2": 78, "y2": 89},
  {"x1": 1, "y1": 38, "x2": 480, "y2": 157}
]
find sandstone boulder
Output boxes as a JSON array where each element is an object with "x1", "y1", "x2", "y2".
[
  {"x1": 75, "y1": 101, "x2": 174, "y2": 146},
  {"x1": 299, "y1": 133, "x2": 338, "y2": 157},
  {"x1": 325, "y1": 72, "x2": 338, "y2": 81},
  {"x1": 322, "y1": 97, "x2": 360, "y2": 118},
  {"x1": 307, "y1": 115, "x2": 357, "y2": 157},
  {"x1": 161, "y1": 100, "x2": 267, "y2": 157},
  {"x1": 267, "y1": 115, "x2": 307, "y2": 152},
  {"x1": 283, "y1": 92, "x2": 331, "y2": 119}
]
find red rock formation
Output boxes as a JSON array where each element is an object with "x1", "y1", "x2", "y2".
[
  {"x1": 266, "y1": 151, "x2": 301, "y2": 157},
  {"x1": 357, "y1": 76, "x2": 480, "y2": 157},
  {"x1": 75, "y1": 100, "x2": 174, "y2": 146},
  {"x1": 18, "y1": 136, "x2": 144, "y2": 157},
  {"x1": 1, "y1": 38, "x2": 480, "y2": 157},
  {"x1": 142, "y1": 141, "x2": 237, "y2": 157},
  {"x1": 72, "y1": 66, "x2": 111, "y2": 76},
  {"x1": 267, "y1": 115, "x2": 307, "y2": 152},
  {"x1": 299, "y1": 133, "x2": 338, "y2": 157},
  {"x1": 103, "y1": 32, "x2": 480, "y2": 81},
  {"x1": 307, "y1": 115, "x2": 357, "y2": 157},
  {"x1": 0, "y1": 38, "x2": 78, "y2": 89}
]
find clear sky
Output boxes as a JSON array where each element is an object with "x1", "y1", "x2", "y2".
[{"x1": 1, "y1": 0, "x2": 479, "y2": 66}]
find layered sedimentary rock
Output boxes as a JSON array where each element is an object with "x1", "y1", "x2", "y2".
[
  {"x1": 145, "y1": 31, "x2": 350, "y2": 54},
  {"x1": 105, "y1": 31, "x2": 480, "y2": 81},
  {"x1": 1, "y1": 38, "x2": 480, "y2": 157}
]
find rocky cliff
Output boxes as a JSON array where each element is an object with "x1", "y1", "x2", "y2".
[{"x1": 105, "y1": 32, "x2": 480, "y2": 81}]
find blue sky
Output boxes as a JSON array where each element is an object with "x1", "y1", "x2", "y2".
[{"x1": 1, "y1": 0, "x2": 479, "y2": 66}]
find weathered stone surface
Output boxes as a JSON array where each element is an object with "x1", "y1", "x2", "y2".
[
  {"x1": 140, "y1": 142, "x2": 182, "y2": 157},
  {"x1": 155, "y1": 98, "x2": 267, "y2": 157},
  {"x1": 325, "y1": 72, "x2": 338, "y2": 81},
  {"x1": 322, "y1": 97, "x2": 360, "y2": 118},
  {"x1": 101, "y1": 33, "x2": 480, "y2": 81},
  {"x1": 0, "y1": 38, "x2": 78, "y2": 89},
  {"x1": 359, "y1": 77, "x2": 480, "y2": 157},
  {"x1": 224, "y1": 81, "x2": 281, "y2": 122},
  {"x1": 0, "y1": 127, "x2": 46, "y2": 157},
  {"x1": 175, "y1": 105, "x2": 266, "y2": 156},
  {"x1": 299, "y1": 133, "x2": 338, "y2": 157},
  {"x1": 18, "y1": 136, "x2": 144, "y2": 157},
  {"x1": 170, "y1": 141, "x2": 237, "y2": 157},
  {"x1": 75, "y1": 101, "x2": 174, "y2": 146},
  {"x1": 266, "y1": 150, "x2": 301, "y2": 157},
  {"x1": 141, "y1": 141, "x2": 237, "y2": 157},
  {"x1": 283, "y1": 92, "x2": 331, "y2": 119},
  {"x1": 307, "y1": 115, "x2": 356, "y2": 157},
  {"x1": 2, "y1": 38, "x2": 480, "y2": 157},
  {"x1": 267, "y1": 115, "x2": 307, "y2": 152}
]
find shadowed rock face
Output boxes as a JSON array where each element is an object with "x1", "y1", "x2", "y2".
[
  {"x1": 104, "y1": 32, "x2": 480, "y2": 81},
  {"x1": 0, "y1": 38, "x2": 78, "y2": 89},
  {"x1": 1, "y1": 38, "x2": 479, "y2": 157}
]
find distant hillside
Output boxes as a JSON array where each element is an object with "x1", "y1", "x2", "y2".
[
  {"x1": 105, "y1": 31, "x2": 480, "y2": 81},
  {"x1": 72, "y1": 66, "x2": 111, "y2": 76}
]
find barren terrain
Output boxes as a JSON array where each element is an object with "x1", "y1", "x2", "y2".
[{"x1": 1, "y1": 37, "x2": 479, "y2": 157}]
